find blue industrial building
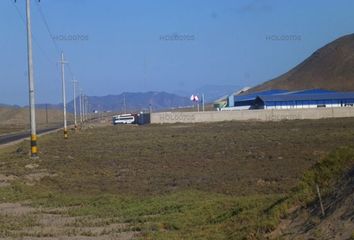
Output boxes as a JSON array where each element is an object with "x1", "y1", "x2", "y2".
[{"x1": 224, "y1": 89, "x2": 354, "y2": 110}]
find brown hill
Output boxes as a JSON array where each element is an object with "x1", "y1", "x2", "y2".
[{"x1": 248, "y1": 34, "x2": 354, "y2": 93}]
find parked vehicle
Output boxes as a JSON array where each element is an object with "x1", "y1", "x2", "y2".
[
  {"x1": 136, "y1": 112, "x2": 151, "y2": 125},
  {"x1": 112, "y1": 114, "x2": 136, "y2": 125}
]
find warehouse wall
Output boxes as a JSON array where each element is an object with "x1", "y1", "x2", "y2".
[
  {"x1": 264, "y1": 103, "x2": 344, "y2": 109},
  {"x1": 151, "y1": 107, "x2": 354, "y2": 124}
]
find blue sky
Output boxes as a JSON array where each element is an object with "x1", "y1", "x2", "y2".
[{"x1": 1, "y1": 0, "x2": 354, "y2": 105}]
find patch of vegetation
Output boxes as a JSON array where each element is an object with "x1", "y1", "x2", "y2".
[
  {"x1": 0, "y1": 214, "x2": 39, "y2": 238},
  {"x1": 1, "y1": 119, "x2": 354, "y2": 238},
  {"x1": 0, "y1": 184, "x2": 284, "y2": 239},
  {"x1": 263, "y1": 146, "x2": 354, "y2": 237},
  {"x1": 293, "y1": 147, "x2": 354, "y2": 204}
]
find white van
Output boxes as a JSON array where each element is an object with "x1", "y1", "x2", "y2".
[{"x1": 112, "y1": 114, "x2": 136, "y2": 125}]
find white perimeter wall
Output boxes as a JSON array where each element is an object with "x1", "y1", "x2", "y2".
[{"x1": 151, "y1": 107, "x2": 354, "y2": 124}]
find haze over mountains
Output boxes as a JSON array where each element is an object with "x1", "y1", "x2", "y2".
[
  {"x1": 3, "y1": 85, "x2": 238, "y2": 112},
  {"x1": 248, "y1": 34, "x2": 354, "y2": 93},
  {"x1": 33, "y1": 91, "x2": 192, "y2": 113},
  {"x1": 63, "y1": 85, "x2": 241, "y2": 112},
  {"x1": 0, "y1": 103, "x2": 20, "y2": 109},
  {"x1": 76, "y1": 91, "x2": 192, "y2": 112}
]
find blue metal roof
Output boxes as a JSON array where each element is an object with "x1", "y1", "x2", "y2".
[{"x1": 258, "y1": 92, "x2": 354, "y2": 102}]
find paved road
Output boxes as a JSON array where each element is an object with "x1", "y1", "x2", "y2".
[{"x1": 0, "y1": 126, "x2": 62, "y2": 145}]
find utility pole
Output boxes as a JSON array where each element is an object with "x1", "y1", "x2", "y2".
[
  {"x1": 82, "y1": 92, "x2": 86, "y2": 122},
  {"x1": 123, "y1": 94, "x2": 126, "y2": 114},
  {"x1": 86, "y1": 96, "x2": 89, "y2": 121},
  {"x1": 79, "y1": 89, "x2": 83, "y2": 124},
  {"x1": 83, "y1": 92, "x2": 85, "y2": 122},
  {"x1": 45, "y1": 104, "x2": 48, "y2": 124},
  {"x1": 72, "y1": 79, "x2": 78, "y2": 129},
  {"x1": 23, "y1": 0, "x2": 38, "y2": 158},
  {"x1": 197, "y1": 94, "x2": 200, "y2": 112},
  {"x1": 84, "y1": 95, "x2": 88, "y2": 122},
  {"x1": 59, "y1": 52, "x2": 68, "y2": 139},
  {"x1": 202, "y1": 93, "x2": 205, "y2": 112}
]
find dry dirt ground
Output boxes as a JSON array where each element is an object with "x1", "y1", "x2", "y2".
[
  {"x1": 0, "y1": 202, "x2": 136, "y2": 239},
  {"x1": 0, "y1": 165, "x2": 137, "y2": 239},
  {"x1": 35, "y1": 119, "x2": 354, "y2": 196},
  {"x1": 0, "y1": 107, "x2": 73, "y2": 135},
  {"x1": 1, "y1": 118, "x2": 354, "y2": 239}
]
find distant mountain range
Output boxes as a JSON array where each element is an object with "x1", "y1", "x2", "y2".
[
  {"x1": 35, "y1": 91, "x2": 192, "y2": 113},
  {"x1": 248, "y1": 34, "x2": 354, "y2": 93},
  {"x1": 7, "y1": 88, "x2": 242, "y2": 113},
  {"x1": 32, "y1": 87, "x2": 245, "y2": 113},
  {"x1": 173, "y1": 84, "x2": 242, "y2": 103},
  {"x1": 0, "y1": 103, "x2": 20, "y2": 109}
]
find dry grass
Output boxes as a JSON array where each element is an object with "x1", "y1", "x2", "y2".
[
  {"x1": 0, "y1": 107, "x2": 73, "y2": 135},
  {"x1": 28, "y1": 118, "x2": 354, "y2": 196},
  {"x1": 0, "y1": 118, "x2": 354, "y2": 239}
]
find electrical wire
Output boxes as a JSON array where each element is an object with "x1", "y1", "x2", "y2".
[
  {"x1": 34, "y1": 2, "x2": 77, "y2": 79},
  {"x1": 10, "y1": 0, "x2": 86, "y2": 112},
  {"x1": 11, "y1": 0, "x2": 79, "y2": 83},
  {"x1": 10, "y1": 0, "x2": 57, "y2": 66},
  {"x1": 35, "y1": 1, "x2": 61, "y2": 55}
]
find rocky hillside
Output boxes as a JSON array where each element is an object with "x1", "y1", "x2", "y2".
[{"x1": 249, "y1": 34, "x2": 354, "y2": 93}]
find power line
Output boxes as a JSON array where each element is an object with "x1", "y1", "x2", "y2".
[
  {"x1": 67, "y1": 63, "x2": 76, "y2": 79},
  {"x1": 34, "y1": 2, "x2": 77, "y2": 79},
  {"x1": 35, "y1": 2, "x2": 61, "y2": 54},
  {"x1": 11, "y1": 0, "x2": 78, "y2": 79},
  {"x1": 11, "y1": 0, "x2": 80, "y2": 99},
  {"x1": 11, "y1": 0, "x2": 26, "y2": 22},
  {"x1": 10, "y1": 0, "x2": 57, "y2": 66}
]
